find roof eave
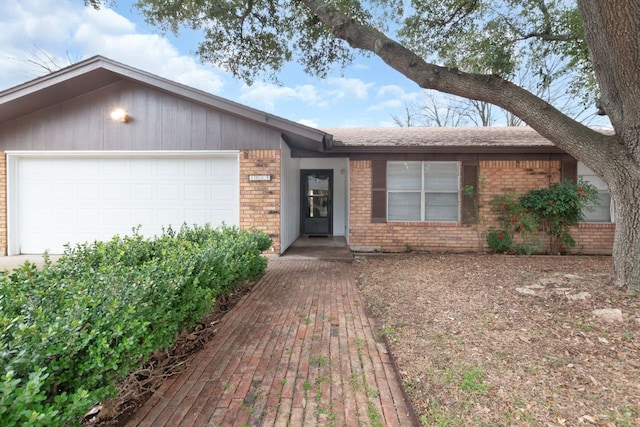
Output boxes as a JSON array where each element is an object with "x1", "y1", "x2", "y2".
[{"x1": 327, "y1": 145, "x2": 566, "y2": 155}]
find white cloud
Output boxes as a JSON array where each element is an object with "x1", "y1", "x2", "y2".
[
  {"x1": 367, "y1": 99, "x2": 404, "y2": 112},
  {"x1": 0, "y1": 0, "x2": 225, "y2": 94},
  {"x1": 239, "y1": 82, "x2": 321, "y2": 111},
  {"x1": 376, "y1": 85, "x2": 422, "y2": 102},
  {"x1": 298, "y1": 119, "x2": 319, "y2": 128},
  {"x1": 0, "y1": 0, "x2": 83, "y2": 87},
  {"x1": 237, "y1": 76, "x2": 378, "y2": 117},
  {"x1": 327, "y1": 77, "x2": 374, "y2": 100},
  {"x1": 365, "y1": 85, "x2": 425, "y2": 115}
]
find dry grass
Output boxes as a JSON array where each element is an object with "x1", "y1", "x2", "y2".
[{"x1": 355, "y1": 254, "x2": 640, "y2": 427}]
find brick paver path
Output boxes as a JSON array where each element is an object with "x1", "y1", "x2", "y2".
[{"x1": 126, "y1": 259, "x2": 416, "y2": 426}]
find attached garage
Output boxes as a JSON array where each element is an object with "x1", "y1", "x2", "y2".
[
  {"x1": 8, "y1": 153, "x2": 239, "y2": 254},
  {"x1": 0, "y1": 56, "x2": 336, "y2": 256}
]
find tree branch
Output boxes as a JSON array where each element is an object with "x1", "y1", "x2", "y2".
[
  {"x1": 518, "y1": 32, "x2": 574, "y2": 42},
  {"x1": 302, "y1": 0, "x2": 617, "y2": 164},
  {"x1": 435, "y1": 0, "x2": 479, "y2": 28}
]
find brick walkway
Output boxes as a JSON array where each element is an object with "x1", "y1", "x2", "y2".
[{"x1": 126, "y1": 259, "x2": 416, "y2": 426}]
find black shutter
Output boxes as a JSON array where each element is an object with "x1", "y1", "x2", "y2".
[
  {"x1": 371, "y1": 160, "x2": 387, "y2": 222},
  {"x1": 461, "y1": 162, "x2": 478, "y2": 224},
  {"x1": 561, "y1": 160, "x2": 578, "y2": 184}
]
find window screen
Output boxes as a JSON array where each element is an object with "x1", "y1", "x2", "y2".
[
  {"x1": 387, "y1": 161, "x2": 459, "y2": 222},
  {"x1": 578, "y1": 163, "x2": 613, "y2": 223}
]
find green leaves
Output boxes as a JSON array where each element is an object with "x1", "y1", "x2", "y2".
[
  {"x1": 86, "y1": 0, "x2": 594, "y2": 106},
  {"x1": 519, "y1": 179, "x2": 598, "y2": 251},
  {"x1": 400, "y1": 0, "x2": 587, "y2": 86},
  {"x1": 0, "y1": 224, "x2": 271, "y2": 426},
  {"x1": 487, "y1": 180, "x2": 599, "y2": 254},
  {"x1": 132, "y1": 0, "x2": 355, "y2": 83}
]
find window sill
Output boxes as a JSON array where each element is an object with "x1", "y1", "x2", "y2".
[
  {"x1": 577, "y1": 222, "x2": 615, "y2": 229},
  {"x1": 384, "y1": 221, "x2": 461, "y2": 227}
]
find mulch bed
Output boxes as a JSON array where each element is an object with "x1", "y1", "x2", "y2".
[{"x1": 355, "y1": 253, "x2": 639, "y2": 426}]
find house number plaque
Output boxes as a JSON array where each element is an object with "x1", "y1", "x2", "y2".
[{"x1": 249, "y1": 175, "x2": 271, "y2": 181}]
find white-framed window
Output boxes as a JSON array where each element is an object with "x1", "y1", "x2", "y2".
[
  {"x1": 578, "y1": 162, "x2": 614, "y2": 223},
  {"x1": 387, "y1": 161, "x2": 459, "y2": 221}
]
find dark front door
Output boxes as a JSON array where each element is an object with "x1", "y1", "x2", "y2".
[{"x1": 301, "y1": 170, "x2": 333, "y2": 235}]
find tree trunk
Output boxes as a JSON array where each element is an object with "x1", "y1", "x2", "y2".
[
  {"x1": 609, "y1": 176, "x2": 640, "y2": 291},
  {"x1": 577, "y1": 0, "x2": 640, "y2": 291}
]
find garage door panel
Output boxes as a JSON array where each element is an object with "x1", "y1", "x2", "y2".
[
  {"x1": 78, "y1": 209, "x2": 103, "y2": 228},
  {"x1": 157, "y1": 159, "x2": 182, "y2": 175},
  {"x1": 131, "y1": 159, "x2": 154, "y2": 176},
  {"x1": 24, "y1": 183, "x2": 52, "y2": 202},
  {"x1": 16, "y1": 155, "x2": 239, "y2": 254},
  {"x1": 158, "y1": 184, "x2": 179, "y2": 200},
  {"x1": 184, "y1": 209, "x2": 209, "y2": 224},
  {"x1": 78, "y1": 183, "x2": 101, "y2": 200},
  {"x1": 131, "y1": 184, "x2": 154, "y2": 201},
  {"x1": 104, "y1": 184, "x2": 129, "y2": 200},
  {"x1": 185, "y1": 160, "x2": 208, "y2": 175},
  {"x1": 185, "y1": 184, "x2": 207, "y2": 201},
  {"x1": 130, "y1": 209, "x2": 154, "y2": 225}
]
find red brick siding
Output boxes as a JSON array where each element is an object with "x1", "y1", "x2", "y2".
[
  {"x1": 348, "y1": 159, "x2": 614, "y2": 254},
  {"x1": 239, "y1": 150, "x2": 281, "y2": 254},
  {"x1": 480, "y1": 160, "x2": 560, "y2": 221},
  {"x1": 572, "y1": 223, "x2": 615, "y2": 255}
]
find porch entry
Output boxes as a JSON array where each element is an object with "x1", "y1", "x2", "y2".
[{"x1": 301, "y1": 169, "x2": 333, "y2": 236}]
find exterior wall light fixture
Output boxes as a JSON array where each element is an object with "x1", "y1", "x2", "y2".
[{"x1": 110, "y1": 108, "x2": 130, "y2": 123}]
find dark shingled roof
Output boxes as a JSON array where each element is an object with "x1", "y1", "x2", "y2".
[{"x1": 323, "y1": 126, "x2": 555, "y2": 148}]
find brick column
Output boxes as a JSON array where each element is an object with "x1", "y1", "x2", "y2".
[{"x1": 239, "y1": 150, "x2": 281, "y2": 253}]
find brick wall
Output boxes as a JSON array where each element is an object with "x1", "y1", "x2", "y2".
[
  {"x1": 572, "y1": 223, "x2": 615, "y2": 255},
  {"x1": 239, "y1": 150, "x2": 282, "y2": 253},
  {"x1": 480, "y1": 159, "x2": 561, "y2": 221},
  {"x1": 348, "y1": 159, "x2": 614, "y2": 254}
]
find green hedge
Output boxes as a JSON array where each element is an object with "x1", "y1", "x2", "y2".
[{"x1": 0, "y1": 225, "x2": 271, "y2": 426}]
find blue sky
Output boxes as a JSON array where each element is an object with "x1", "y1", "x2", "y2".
[
  {"x1": 0, "y1": 0, "x2": 610, "y2": 130},
  {"x1": 0, "y1": 0, "x2": 426, "y2": 128}
]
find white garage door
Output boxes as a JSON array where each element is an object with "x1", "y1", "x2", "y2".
[{"x1": 12, "y1": 154, "x2": 239, "y2": 254}]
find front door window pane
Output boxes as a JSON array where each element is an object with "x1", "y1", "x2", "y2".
[{"x1": 306, "y1": 175, "x2": 329, "y2": 218}]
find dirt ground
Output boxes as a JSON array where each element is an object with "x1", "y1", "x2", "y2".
[{"x1": 354, "y1": 254, "x2": 639, "y2": 427}]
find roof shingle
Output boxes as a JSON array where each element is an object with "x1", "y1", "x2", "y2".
[{"x1": 323, "y1": 126, "x2": 556, "y2": 147}]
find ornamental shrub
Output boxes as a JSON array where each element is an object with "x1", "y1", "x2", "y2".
[
  {"x1": 519, "y1": 180, "x2": 599, "y2": 253},
  {"x1": 486, "y1": 193, "x2": 539, "y2": 253},
  {"x1": 0, "y1": 224, "x2": 271, "y2": 426},
  {"x1": 486, "y1": 229, "x2": 513, "y2": 253},
  {"x1": 486, "y1": 180, "x2": 599, "y2": 254}
]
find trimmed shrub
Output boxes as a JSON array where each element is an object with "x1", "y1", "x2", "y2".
[{"x1": 0, "y1": 224, "x2": 270, "y2": 426}]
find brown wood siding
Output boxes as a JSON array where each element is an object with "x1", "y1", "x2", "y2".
[
  {"x1": 371, "y1": 160, "x2": 386, "y2": 222},
  {"x1": 461, "y1": 162, "x2": 479, "y2": 224},
  {"x1": 561, "y1": 160, "x2": 578, "y2": 184},
  {"x1": 0, "y1": 81, "x2": 281, "y2": 151}
]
